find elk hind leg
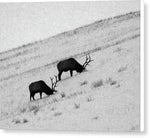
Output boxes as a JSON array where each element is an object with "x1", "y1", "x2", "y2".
[
  {"x1": 70, "y1": 70, "x2": 73, "y2": 77},
  {"x1": 30, "y1": 94, "x2": 32, "y2": 101},
  {"x1": 40, "y1": 92, "x2": 42, "y2": 99},
  {"x1": 33, "y1": 96, "x2": 35, "y2": 101},
  {"x1": 30, "y1": 93, "x2": 34, "y2": 101}
]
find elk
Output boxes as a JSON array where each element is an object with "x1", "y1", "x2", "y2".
[
  {"x1": 29, "y1": 76, "x2": 58, "y2": 101},
  {"x1": 57, "y1": 54, "x2": 93, "y2": 81}
]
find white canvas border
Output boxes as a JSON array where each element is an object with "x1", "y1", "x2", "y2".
[
  {"x1": 0, "y1": 0, "x2": 145, "y2": 134},
  {"x1": 140, "y1": 0, "x2": 144, "y2": 132}
]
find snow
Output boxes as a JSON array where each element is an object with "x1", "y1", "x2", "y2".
[{"x1": 0, "y1": 11, "x2": 140, "y2": 131}]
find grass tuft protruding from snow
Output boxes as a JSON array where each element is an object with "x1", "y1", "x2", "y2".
[
  {"x1": 92, "y1": 116, "x2": 99, "y2": 120},
  {"x1": 106, "y1": 77, "x2": 117, "y2": 86},
  {"x1": 118, "y1": 65, "x2": 127, "y2": 72},
  {"x1": 74, "y1": 103, "x2": 80, "y2": 109},
  {"x1": 86, "y1": 96, "x2": 94, "y2": 102},
  {"x1": 80, "y1": 81, "x2": 88, "y2": 86},
  {"x1": 60, "y1": 92, "x2": 66, "y2": 98},
  {"x1": 54, "y1": 112, "x2": 62, "y2": 117},
  {"x1": 19, "y1": 107, "x2": 26, "y2": 114},
  {"x1": 12, "y1": 117, "x2": 29, "y2": 124},
  {"x1": 29, "y1": 104, "x2": 40, "y2": 115},
  {"x1": 92, "y1": 79, "x2": 104, "y2": 88},
  {"x1": 113, "y1": 47, "x2": 122, "y2": 53}
]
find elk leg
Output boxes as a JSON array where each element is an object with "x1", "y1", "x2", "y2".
[
  {"x1": 58, "y1": 71, "x2": 62, "y2": 81},
  {"x1": 70, "y1": 70, "x2": 73, "y2": 77},
  {"x1": 33, "y1": 96, "x2": 35, "y2": 101},
  {"x1": 30, "y1": 94, "x2": 32, "y2": 101},
  {"x1": 40, "y1": 92, "x2": 42, "y2": 99},
  {"x1": 30, "y1": 93, "x2": 34, "y2": 101}
]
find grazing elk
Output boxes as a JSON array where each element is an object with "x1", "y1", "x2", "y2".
[
  {"x1": 57, "y1": 54, "x2": 93, "y2": 81},
  {"x1": 29, "y1": 76, "x2": 58, "y2": 101}
]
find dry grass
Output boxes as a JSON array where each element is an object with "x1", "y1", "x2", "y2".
[
  {"x1": 51, "y1": 107, "x2": 56, "y2": 111},
  {"x1": 74, "y1": 103, "x2": 80, "y2": 109},
  {"x1": 29, "y1": 105, "x2": 39, "y2": 115},
  {"x1": 87, "y1": 96, "x2": 94, "y2": 102},
  {"x1": 29, "y1": 105, "x2": 39, "y2": 112},
  {"x1": 118, "y1": 65, "x2": 127, "y2": 72},
  {"x1": 113, "y1": 47, "x2": 122, "y2": 53},
  {"x1": 92, "y1": 116, "x2": 99, "y2": 120},
  {"x1": 106, "y1": 77, "x2": 117, "y2": 86},
  {"x1": 60, "y1": 93, "x2": 66, "y2": 98},
  {"x1": 19, "y1": 107, "x2": 26, "y2": 113},
  {"x1": 92, "y1": 79, "x2": 104, "y2": 88},
  {"x1": 54, "y1": 112, "x2": 62, "y2": 117},
  {"x1": 80, "y1": 81, "x2": 88, "y2": 86},
  {"x1": 12, "y1": 118, "x2": 29, "y2": 124},
  {"x1": 33, "y1": 108, "x2": 39, "y2": 115},
  {"x1": 22, "y1": 118, "x2": 28, "y2": 123},
  {"x1": 52, "y1": 98, "x2": 58, "y2": 103},
  {"x1": 116, "y1": 84, "x2": 121, "y2": 88},
  {"x1": 130, "y1": 125, "x2": 139, "y2": 131},
  {"x1": 12, "y1": 118, "x2": 21, "y2": 124}
]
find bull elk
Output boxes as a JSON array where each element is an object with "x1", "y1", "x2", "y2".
[
  {"x1": 57, "y1": 54, "x2": 93, "y2": 81},
  {"x1": 29, "y1": 76, "x2": 58, "y2": 101}
]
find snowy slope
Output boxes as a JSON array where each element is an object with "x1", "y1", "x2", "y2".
[{"x1": 0, "y1": 11, "x2": 140, "y2": 131}]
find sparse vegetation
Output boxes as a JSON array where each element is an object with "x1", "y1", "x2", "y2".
[
  {"x1": 92, "y1": 116, "x2": 99, "y2": 120},
  {"x1": 118, "y1": 65, "x2": 127, "y2": 72},
  {"x1": 33, "y1": 107, "x2": 39, "y2": 115},
  {"x1": 106, "y1": 77, "x2": 117, "y2": 86},
  {"x1": 67, "y1": 91, "x2": 84, "y2": 99},
  {"x1": 74, "y1": 103, "x2": 80, "y2": 109},
  {"x1": 12, "y1": 118, "x2": 21, "y2": 124},
  {"x1": 61, "y1": 92, "x2": 66, "y2": 98},
  {"x1": 80, "y1": 81, "x2": 88, "y2": 86},
  {"x1": 19, "y1": 107, "x2": 26, "y2": 113},
  {"x1": 22, "y1": 118, "x2": 28, "y2": 123},
  {"x1": 110, "y1": 81, "x2": 117, "y2": 85},
  {"x1": 87, "y1": 96, "x2": 94, "y2": 102},
  {"x1": 54, "y1": 112, "x2": 62, "y2": 117},
  {"x1": 113, "y1": 47, "x2": 122, "y2": 53},
  {"x1": 12, "y1": 118, "x2": 29, "y2": 124},
  {"x1": 116, "y1": 84, "x2": 121, "y2": 88},
  {"x1": 29, "y1": 105, "x2": 38, "y2": 111},
  {"x1": 53, "y1": 97, "x2": 58, "y2": 103},
  {"x1": 130, "y1": 125, "x2": 139, "y2": 131},
  {"x1": 29, "y1": 105, "x2": 39, "y2": 115},
  {"x1": 51, "y1": 107, "x2": 56, "y2": 111},
  {"x1": 93, "y1": 79, "x2": 104, "y2": 88},
  {"x1": 69, "y1": 92, "x2": 77, "y2": 97}
]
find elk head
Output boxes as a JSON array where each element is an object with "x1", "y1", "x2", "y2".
[
  {"x1": 50, "y1": 75, "x2": 58, "y2": 93},
  {"x1": 82, "y1": 54, "x2": 93, "y2": 70}
]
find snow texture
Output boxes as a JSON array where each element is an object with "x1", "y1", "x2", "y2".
[{"x1": 0, "y1": 11, "x2": 140, "y2": 131}]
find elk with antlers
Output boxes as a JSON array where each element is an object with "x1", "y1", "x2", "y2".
[
  {"x1": 57, "y1": 54, "x2": 93, "y2": 81},
  {"x1": 29, "y1": 76, "x2": 58, "y2": 101}
]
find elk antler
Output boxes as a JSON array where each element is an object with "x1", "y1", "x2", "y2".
[
  {"x1": 50, "y1": 75, "x2": 58, "y2": 90},
  {"x1": 53, "y1": 75, "x2": 58, "y2": 90},
  {"x1": 83, "y1": 54, "x2": 93, "y2": 68},
  {"x1": 50, "y1": 77, "x2": 54, "y2": 89},
  {"x1": 83, "y1": 54, "x2": 88, "y2": 68}
]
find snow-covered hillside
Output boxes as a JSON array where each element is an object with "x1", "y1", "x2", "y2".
[{"x1": 0, "y1": 11, "x2": 140, "y2": 131}]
